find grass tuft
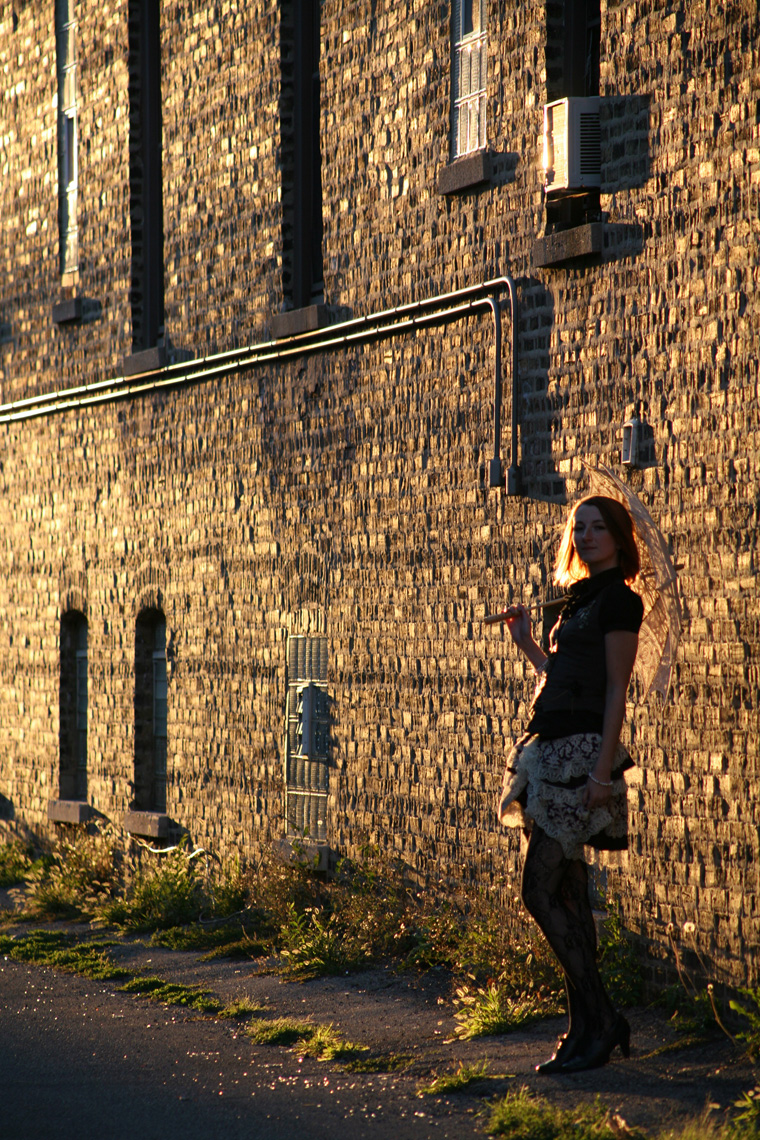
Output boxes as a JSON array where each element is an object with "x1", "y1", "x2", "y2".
[
  {"x1": 217, "y1": 997, "x2": 267, "y2": 1020},
  {"x1": 0, "y1": 929, "x2": 131, "y2": 980},
  {"x1": 246, "y1": 1017, "x2": 316, "y2": 1047},
  {"x1": 419, "y1": 1059, "x2": 490, "y2": 1096},
  {"x1": 118, "y1": 975, "x2": 222, "y2": 1014},
  {"x1": 487, "y1": 1088, "x2": 647, "y2": 1140}
]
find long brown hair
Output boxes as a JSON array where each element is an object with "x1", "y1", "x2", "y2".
[{"x1": 554, "y1": 495, "x2": 640, "y2": 587}]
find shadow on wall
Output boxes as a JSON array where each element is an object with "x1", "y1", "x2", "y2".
[
  {"x1": 601, "y1": 95, "x2": 651, "y2": 193},
  {"x1": 512, "y1": 276, "x2": 568, "y2": 504}
]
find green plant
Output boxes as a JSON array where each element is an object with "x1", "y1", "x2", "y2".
[
  {"x1": 730, "y1": 989, "x2": 760, "y2": 1060},
  {"x1": 278, "y1": 904, "x2": 365, "y2": 979},
  {"x1": 96, "y1": 842, "x2": 207, "y2": 931},
  {"x1": 733, "y1": 1086, "x2": 760, "y2": 1134},
  {"x1": 452, "y1": 976, "x2": 559, "y2": 1040},
  {"x1": 418, "y1": 1059, "x2": 489, "y2": 1096},
  {"x1": 18, "y1": 826, "x2": 121, "y2": 920},
  {"x1": 0, "y1": 839, "x2": 34, "y2": 888},
  {"x1": 487, "y1": 1088, "x2": 645, "y2": 1140},
  {"x1": 599, "y1": 904, "x2": 643, "y2": 1008}
]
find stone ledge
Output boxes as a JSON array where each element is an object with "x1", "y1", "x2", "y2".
[
  {"x1": 274, "y1": 836, "x2": 336, "y2": 873},
  {"x1": 123, "y1": 810, "x2": 170, "y2": 839},
  {"x1": 122, "y1": 345, "x2": 167, "y2": 376},
  {"x1": 533, "y1": 223, "x2": 603, "y2": 268},
  {"x1": 52, "y1": 297, "x2": 83, "y2": 325},
  {"x1": 271, "y1": 304, "x2": 332, "y2": 340},
  {"x1": 437, "y1": 150, "x2": 492, "y2": 195},
  {"x1": 48, "y1": 799, "x2": 92, "y2": 824}
]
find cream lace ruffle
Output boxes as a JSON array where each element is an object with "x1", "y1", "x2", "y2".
[{"x1": 497, "y1": 732, "x2": 631, "y2": 860}]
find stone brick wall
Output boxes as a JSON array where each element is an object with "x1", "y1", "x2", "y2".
[{"x1": 1, "y1": 0, "x2": 759, "y2": 987}]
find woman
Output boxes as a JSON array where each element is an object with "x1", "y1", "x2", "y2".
[{"x1": 498, "y1": 496, "x2": 643, "y2": 1074}]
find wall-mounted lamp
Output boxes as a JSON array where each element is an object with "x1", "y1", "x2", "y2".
[{"x1": 621, "y1": 414, "x2": 641, "y2": 467}]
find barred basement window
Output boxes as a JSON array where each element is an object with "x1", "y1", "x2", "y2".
[
  {"x1": 134, "y1": 610, "x2": 167, "y2": 812},
  {"x1": 55, "y1": 0, "x2": 78, "y2": 274},
  {"x1": 452, "y1": 0, "x2": 487, "y2": 159},
  {"x1": 59, "y1": 611, "x2": 87, "y2": 800},
  {"x1": 286, "y1": 635, "x2": 329, "y2": 842}
]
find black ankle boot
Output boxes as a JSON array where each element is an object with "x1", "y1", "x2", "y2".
[
  {"x1": 560, "y1": 1014, "x2": 630, "y2": 1073},
  {"x1": 535, "y1": 1030, "x2": 586, "y2": 1074}
]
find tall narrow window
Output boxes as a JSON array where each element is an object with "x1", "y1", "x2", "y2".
[
  {"x1": 452, "y1": 0, "x2": 487, "y2": 159},
  {"x1": 544, "y1": 0, "x2": 601, "y2": 231},
  {"x1": 59, "y1": 612, "x2": 87, "y2": 800},
  {"x1": 285, "y1": 635, "x2": 329, "y2": 841},
  {"x1": 128, "y1": 0, "x2": 164, "y2": 351},
  {"x1": 280, "y1": 0, "x2": 323, "y2": 311},
  {"x1": 134, "y1": 610, "x2": 167, "y2": 812},
  {"x1": 56, "y1": 0, "x2": 78, "y2": 274}
]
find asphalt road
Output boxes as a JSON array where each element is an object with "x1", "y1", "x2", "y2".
[
  {"x1": 1, "y1": 933, "x2": 756, "y2": 1140},
  {"x1": 0, "y1": 956, "x2": 482, "y2": 1140}
]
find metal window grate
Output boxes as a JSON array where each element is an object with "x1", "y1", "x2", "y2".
[
  {"x1": 153, "y1": 619, "x2": 167, "y2": 812},
  {"x1": 452, "y1": 0, "x2": 487, "y2": 159},
  {"x1": 286, "y1": 634, "x2": 329, "y2": 842},
  {"x1": 56, "y1": 0, "x2": 78, "y2": 273},
  {"x1": 75, "y1": 620, "x2": 88, "y2": 799}
]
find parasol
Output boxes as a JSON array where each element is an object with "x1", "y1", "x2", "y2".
[{"x1": 582, "y1": 462, "x2": 682, "y2": 699}]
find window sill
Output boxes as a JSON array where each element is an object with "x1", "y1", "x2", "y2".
[
  {"x1": 270, "y1": 303, "x2": 351, "y2": 341},
  {"x1": 122, "y1": 346, "x2": 167, "y2": 376},
  {"x1": 274, "y1": 836, "x2": 336, "y2": 873},
  {"x1": 123, "y1": 810, "x2": 170, "y2": 839},
  {"x1": 52, "y1": 297, "x2": 83, "y2": 325},
  {"x1": 532, "y1": 223, "x2": 603, "y2": 268},
  {"x1": 437, "y1": 150, "x2": 492, "y2": 195},
  {"x1": 48, "y1": 798, "x2": 92, "y2": 824}
]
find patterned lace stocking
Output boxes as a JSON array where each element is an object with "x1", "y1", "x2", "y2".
[{"x1": 521, "y1": 825, "x2": 615, "y2": 1040}]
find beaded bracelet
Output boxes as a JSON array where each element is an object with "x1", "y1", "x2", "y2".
[{"x1": 588, "y1": 774, "x2": 613, "y2": 788}]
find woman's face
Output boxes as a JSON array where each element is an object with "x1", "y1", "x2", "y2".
[{"x1": 572, "y1": 504, "x2": 619, "y2": 576}]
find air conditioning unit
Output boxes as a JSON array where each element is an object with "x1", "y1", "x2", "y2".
[{"x1": 542, "y1": 97, "x2": 601, "y2": 193}]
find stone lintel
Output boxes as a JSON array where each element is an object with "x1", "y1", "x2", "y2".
[{"x1": 533, "y1": 223, "x2": 603, "y2": 268}]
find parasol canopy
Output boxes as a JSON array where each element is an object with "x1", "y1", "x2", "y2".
[{"x1": 582, "y1": 462, "x2": 682, "y2": 699}]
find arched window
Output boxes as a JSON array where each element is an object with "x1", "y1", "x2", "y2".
[
  {"x1": 59, "y1": 611, "x2": 87, "y2": 799},
  {"x1": 134, "y1": 610, "x2": 167, "y2": 812}
]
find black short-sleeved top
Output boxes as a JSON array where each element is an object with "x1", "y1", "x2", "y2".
[{"x1": 526, "y1": 567, "x2": 644, "y2": 739}]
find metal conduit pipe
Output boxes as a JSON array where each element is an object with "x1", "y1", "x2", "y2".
[{"x1": 0, "y1": 275, "x2": 521, "y2": 494}]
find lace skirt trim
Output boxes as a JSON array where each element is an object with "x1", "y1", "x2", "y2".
[{"x1": 497, "y1": 732, "x2": 633, "y2": 860}]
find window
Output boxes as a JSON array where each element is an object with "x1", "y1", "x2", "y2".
[
  {"x1": 128, "y1": 0, "x2": 164, "y2": 351},
  {"x1": 134, "y1": 610, "x2": 167, "y2": 812},
  {"x1": 452, "y1": 0, "x2": 487, "y2": 159},
  {"x1": 285, "y1": 635, "x2": 329, "y2": 841},
  {"x1": 280, "y1": 0, "x2": 324, "y2": 311},
  {"x1": 544, "y1": 0, "x2": 601, "y2": 232},
  {"x1": 59, "y1": 612, "x2": 88, "y2": 800},
  {"x1": 55, "y1": 0, "x2": 78, "y2": 274}
]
